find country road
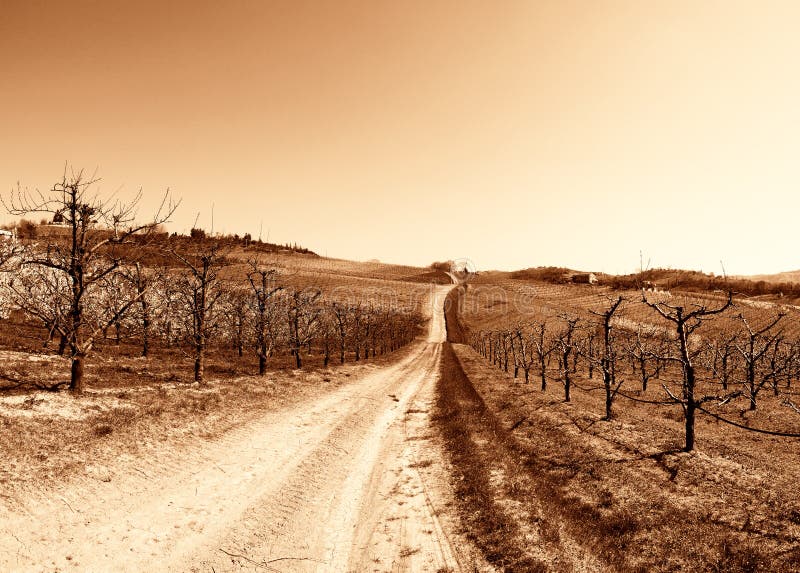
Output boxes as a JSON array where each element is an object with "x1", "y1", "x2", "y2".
[{"x1": 0, "y1": 285, "x2": 469, "y2": 572}]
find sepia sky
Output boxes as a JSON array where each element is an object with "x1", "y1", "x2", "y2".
[{"x1": 2, "y1": 0, "x2": 800, "y2": 275}]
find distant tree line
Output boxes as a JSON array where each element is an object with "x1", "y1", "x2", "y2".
[
  {"x1": 511, "y1": 266, "x2": 800, "y2": 299},
  {"x1": 2, "y1": 218, "x2": 316, "y2": 256}
]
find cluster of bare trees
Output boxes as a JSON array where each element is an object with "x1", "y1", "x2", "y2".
[
  {"x1": 1, "y1": 169, "x2": 421, "y2": 393},
  {"x1": 93, "y1": 258, "x2": 420, "y2": 382},
  {"x1": 469, "y1": 291, "x2": 800, "y2": 451}
]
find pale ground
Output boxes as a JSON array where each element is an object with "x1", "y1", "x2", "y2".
[{"x1": 0, "y1": 285, "x2": 485, "y2": 572}]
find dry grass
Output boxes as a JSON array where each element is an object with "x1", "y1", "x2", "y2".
[
  {"x1": 443, "y1": 343, "x2": 800, "y2": 571},
  {"x1": 433, "y1": 342, "x2": 551, "y2": 572},
  {"x1": 436, "y1": 278, "x2": 800, "y2": 571}
]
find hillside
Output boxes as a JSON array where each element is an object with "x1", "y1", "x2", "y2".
[
  {"x1": 737, "y1": 269, "x2": 800, "y2": 284},
  {"x1": 508, "y1": 265, "x2": 800, "y2": 301}
]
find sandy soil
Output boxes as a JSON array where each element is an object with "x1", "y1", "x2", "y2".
[{"x1": 0, "y1": 286, "x2": 475, "y2": 572}]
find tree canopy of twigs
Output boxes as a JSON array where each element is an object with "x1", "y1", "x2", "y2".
[{"x1": 3, "y1": 167, "x2": 178, "y2": 393}]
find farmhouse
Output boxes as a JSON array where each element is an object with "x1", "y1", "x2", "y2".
[{"x1": 571, "y1": 272, "x2": 597, "y2": 285}]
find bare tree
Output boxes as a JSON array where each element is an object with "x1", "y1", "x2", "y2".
[
  {"x1": 509, "y1": 327, "x2": 520, "y2": 378},
  {"x1": 9, "y1": 263, "x2": 70, "y2": 355},
  {"x1": 118, "y1": 263, "x2": 167, "y2": 357},
  {"x1": 223, "y1": 285, "x2": 250, "y2": 358},
  {"x1": 512, "y1": 327, "x2": 536, "y2": 384},
  {"x1": 331, "y1": 302, "x2": 350, "y2": 364},
  {"x1": 703, "y1": 332, "x2": 738, "y2": 391},
  {"x1": 286, "y1": 287, "x2": 321, "y2": 368},
  {"x1": 734, "y1": 312, "x2": 785, "y2": 410},
  {"x1": 171, "y1": 241, "x2": 228, "y2": 382},
  {"x1": 532, "y1": 319, "x2": 555, "y2": 391},
  {"x1": 555, "y1": 315, "x2": 580, "y2": 402},
  {"x1": 627, "y1": 324, "x2": 663, "y2": 392},
  {"x1": 500, "y1": 330, "x2": 511, "y2": 373},
  {"x1": 245, "y1": 261, "x2": 283, "y2": 375},
  {"x1": 642, "y1": 291, "x2": 734, "y2": 451},
  {"x1": 4, "y1": 168, "x2": 176, "y2": 392},
  {"x1": 351, "y1": 303, "x2": 367, "y2": 361},
  {"x1": 589, "y1": 296, "x2": 625, "y2": 419},
  {"x1": 318, "y1": 307, "x2": 335, "y2": 367}
]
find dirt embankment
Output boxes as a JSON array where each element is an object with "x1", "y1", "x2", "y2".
[
  {"x1": 433, "y1": 343, "x2": 603, "y2": 572},
  {"x1": 444, "y1": 286, "x2": 466, "y2": 344}
]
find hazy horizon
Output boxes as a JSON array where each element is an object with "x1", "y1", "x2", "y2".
[{"x1": 3, "y1": 1, "x2": 800, "y2": 276}]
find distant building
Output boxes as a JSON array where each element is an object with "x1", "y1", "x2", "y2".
[
  {"x1": 571, "y1": 272, "x2": 598, "y2": 285},
  {"x1": 36, "y1": 223, "x2": 73, "y2": 240},
  {"x1": 37, "y1": 223, "x2": 115, "y2": 241}
]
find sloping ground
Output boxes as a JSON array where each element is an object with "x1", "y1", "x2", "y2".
[
  {"x1": 434, "y1": 342, "x2": 601, "y2": 572},
  {"x1": 400, "y1": 270, "x2": 453, "y2": 285},
  {"x1": 742, "y1": 270, "x2": 800, "y2": 283},
  {"x1": 462, "y1": 276, "x2": 800, "y2": 339},
  {"x1": 439, "y1": 343, "x2": 800, "y2": 571},
  {"x1": 227, "y1": 249, "x2": 441, "y2": 285}
]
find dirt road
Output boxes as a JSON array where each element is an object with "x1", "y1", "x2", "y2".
[{"x1": 0, "y1": 285, "x2": 468, "y2": 572}]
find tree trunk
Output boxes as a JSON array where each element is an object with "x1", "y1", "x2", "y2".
[
  {"x1": 142, "y1": 315, "x2": 150, "y2": 358},
  {"x1": 685, "y1": 399, "x2": 695, "y2": 452},
  {"x1": 194, "y1": 348, "x2": 204, "y2": 382},
  {"x1": 683, "y1": 360, "x2": 696, "y2": 451},
  {"x1": 69, "y1": 353, "x2": 85, "y2": 394},
  {"x1": 194, "y1": 331, "x2": 205, "y2": 382},
  {"x1": 639, "y1": 357, "x2": 647, "y2": 392}
]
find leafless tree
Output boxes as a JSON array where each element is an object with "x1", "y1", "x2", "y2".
[
  {"x1": 223, "y1": 285, "x2": 250, "y2": 358},
  {"x1": 245, "y1": 261, "x2": 283, "y2": 375},
  {"x1": 512, "y1": 327, "x2": 536, "y2": 384},
  {"x1": 704, "y1": 332, "x2": 738, "y2": 391},
  {"x1": 627, "y1": 324, "x2": 664, "y2": 392},
  {"x1": 734, "y1": 312, "x2": 785, "y2": 410},
  {"x1": 286, "y1": 287, "x2": 322, "y2": 368},
  {"x1": 331, "y1": 302, "x2": 350, "y2": 364},
  {"x1": 118, "y1": 263, "x2": 167, "y2": 357},
  {"x1": 642, "y1": 291, "x2": 734, "y2": 451},
  {"x1": 499, "y1": 330, "x2": 511, "y2": 373},
  {"x1": 155, "y1": 270, "x2": 184, "y2": 348},
  {"x1": 509, "y1": 327, "x2": 520, "y2": 378},
  {"x1": 532, "y1": 319, "x2": 555, "y2": 391},
  {"x1": 589, "y1": 296, "x2": 625, "y2": 419},
  {"x1": 96, "y1": 269, "x2": 132, "y2": 346},
  {"x1": 351, "y1": 303, "x2": 367, "y2": 361},
  {"x1": 555, "y1": 315, "x2": 580, "y2": 402},
  {"x1": 9, "y1": 263, "x2": 70, "y2": 355},
  {"x1": 3, "y1": 168, "x2": 176, "y2": 392},
  {"x1": 318, "y1": 307, "x2": 335, "y2": 367},
  {"x1": 171, "y1": 241, "x2": 228, "y2": 382}
]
